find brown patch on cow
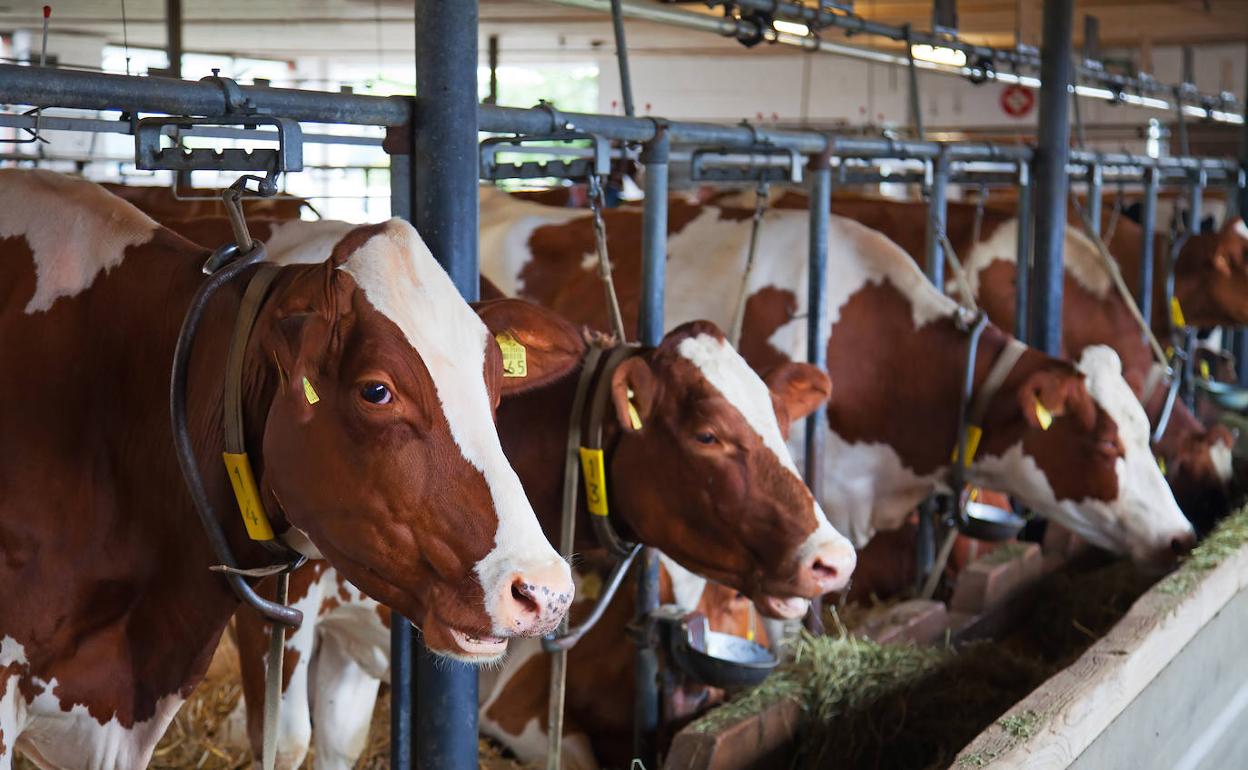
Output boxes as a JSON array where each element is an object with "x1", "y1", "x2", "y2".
[
  {"x1": 320, "y1": 595, "x2": 341, "y2": 616},
  {"x1": 824, "y1": 280, "x2": 972, "y2": 474},
  {"x1": 329, "y1": 222, "x2": 391, "y2": 266},
  {"x1": 737, "y1": 286, "x2": 799, "y2": 375},
  {"x1": 517, "y1": 199, "x2": 704, "y2": 332},
  {"x1": 375, "y1": 602, "x2": 393, "y2": 630},
  {"x1": 281, "y1": 644, "x2": 301, "y2": 693}
]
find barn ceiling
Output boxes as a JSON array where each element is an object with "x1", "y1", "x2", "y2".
[{"x1": 0, "y1": 1, "x2": 1243, "y2": 65}]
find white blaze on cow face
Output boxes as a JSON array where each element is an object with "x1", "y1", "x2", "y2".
[
  {"x1": 975, "y1": 346, "x2": 1193, "y2": 563},
  {"x1": 336, "y1": 220, "x2": 571, "y2": 637},
  {"x1": 0, "y1": 169, "x2": 158, "y2": 314},
  {"x1": 674, "y1": 332, "x2": 854, "y2": 574}
]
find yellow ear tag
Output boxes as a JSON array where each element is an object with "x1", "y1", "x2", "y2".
[
  {"x1": 302, "y1": 376, "x2": 320, "y2": 405},
  {"x1": 578, "y1": 447, "x2": 610, "y2": 516},
  {"x1": 1170, "y1": 297, "x2": 1187, "y2": 329},
  {"x1": 1200, "y1": 360, "x2": 1211, "y2": 380},
  {"x1": 496, "y1": 332, "x2": 527, "y2": 378},
  {"x1": 1034, "y1": 400, "x2": 1053, "y2": 431},
  {"x1": 951, "y1": 425, "x2": 983, "y2": 468},
  {"x1": 626, "y1": 388, "x2": 643, "y2": 431},
  {"x1": 222, "y1": 452, "x2": 276, "y2": 541},
  {"x1": 1157, "y1": 455, "x2": 1167, "y2": 476}
]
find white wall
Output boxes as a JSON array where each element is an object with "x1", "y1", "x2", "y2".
[{"x1": 595, "y1": 42, "x2": 1248, "y2": 140}]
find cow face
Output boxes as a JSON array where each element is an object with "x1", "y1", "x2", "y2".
[
  {"x1": 1162, "y1": 420, "x2": 1235, "y2": 536},
  {"x1": 981, "y1": 346, "x2": 1194, "y2": 568},
  {"x1": 253, "y1": 221, "x2": 572, "y2": 663},
  {"x1": 1182, "y1": 218, "x2": 1248, "y2": 325},
  {"x1": 609, "y1": 322, "x2": 856, "y2": 619}
]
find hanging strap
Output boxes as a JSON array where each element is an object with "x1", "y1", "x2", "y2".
[
  {"x1": 968, "y1": 338, "x2": 1028, "y2": 428},
  {"x1": 546, "y1": 346, "x2": 602, "y2": 770},
  {"x1": 588, "y1": 176, "x2": 628, "y2": 342},
  {"x1": 729, "y1": 182, "x2": 769, "y2": 347},
  {"x1": 220, "y1": 259, "x2": 304, "y2": 770},
  {"x1": 1069, "y1": 192, "x2": 1170, "y2": 369}
]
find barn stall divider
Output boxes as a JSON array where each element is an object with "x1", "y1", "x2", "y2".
[{"x1": 1, "y1": 0, "x2": 1246, "y2": 766}]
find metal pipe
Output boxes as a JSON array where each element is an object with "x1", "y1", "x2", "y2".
[
  {"x1": 0, "y1": 112, "x2": 385, "y2": 146},
  {"x1": 1029, "y1": 0, "x2": 1074, "y2": 357},
  {"x1": 1139, "y1": 166, "x2": 1160, "y2": 328},
  {"x1": 1086, "y1": 162, "x2": 1102, "y2": 237},
  {"x1": 388, "y1": 151, "x2": 415, "y2": 770},
  {"x1": 0, "y1": 64, "x2": 410, "y2": 125},
  {"x1": 925, "y1": 153, "x2": 950, "y2": 291},
  {"x1": 1015, "y1": 161, "x2": 1032, "y2": 341},
  {"x1": 485, "y1": 34, "x2": 499, "y2": 105},
  {"x1": 633, "y1": 126, "x2": 669, "y2": 767},
  {"x1": 609, "y1": 0, "x2": 636, "y2": 118},
  {"x1": 804, "y1": 157, "x2": 830, "y2": 500},
  {"x1": 916, "y1": 151, "x2": 949, "y2": 592},
  {"x1": 904, "y1": 25, "x2": 924, "y2": 140},
  {"x1": 165, "y1": 0, "x2": 183, "y2": 79},
  {"x1": 1238, "y1": 327, "x2": 1248, "y2": 388},
  {"x1": 413, "y1": 2, "x2": 480, "y2": 768}
]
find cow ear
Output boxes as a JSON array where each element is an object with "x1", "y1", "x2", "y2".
[
  {"x1": 1215, "y1": 218, "x2": 1248, "y2": 273},
  {"x1": 476, "y1": 299, "x2": 587, "y2": 396},
  {"x1": 1017, "y1": 367, "x2": 1096, "y2": 432},
  {"x1": 765, "y1": 362, "x2": 832, "y2": 431},
  {"x1": 610, "y1": 357, "x2": 657, "y2": 433}
]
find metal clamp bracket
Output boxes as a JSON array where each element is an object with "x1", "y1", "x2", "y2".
[
  {"x1": 479, "y1": 130, "x2": 611, "y2": 181},
  {"x1": 689, "y1": 145, "x2": 803, "y2": 185},
  {"x1": 134, "y1": 74, "x2": 303, "y2": 189}
]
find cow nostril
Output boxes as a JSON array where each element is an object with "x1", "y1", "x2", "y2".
[
  {"x1": 811, "y1": 558, "x2": 838, "y2": 581},
  {"x1": 510, "y1": 580, "x2": 541, "y2": 617},
  {"x1": 1171, "y1": 535, "x2": 1196, "y2": 556}
]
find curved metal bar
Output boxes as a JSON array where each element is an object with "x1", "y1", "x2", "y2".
[
  {"x1": 169, "y1": 242, "x2": 303, "y2": 629},
  {"x1": 541, "y1": 542, "x2": 643, "y2": 652},
  {"x1": 950, "y1": 312, "x2": 991, "y2": 529},
  {"x1": 1152, "y1": 363, "x2": 1183, "y2": 446}
]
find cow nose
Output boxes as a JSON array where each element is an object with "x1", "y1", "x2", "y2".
[
  {"x1": 801, "y1": 539, "x2": 857, "y2": 595},
  {"x1": 494, "y1": 560, "x2": 574, "y2": 637},
  {"x1": 1171, "y1": 530, "x2": 1197, "y2": 556}
]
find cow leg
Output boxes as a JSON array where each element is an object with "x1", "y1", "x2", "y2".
[{"x1": 307, "y1": 631, "x2": 380, "y2": 770}]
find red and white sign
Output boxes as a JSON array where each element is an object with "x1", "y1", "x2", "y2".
[{"x1": 1000, "y1": 84, "x2": 1036, "y2": 118}]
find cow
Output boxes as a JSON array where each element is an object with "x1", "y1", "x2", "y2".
[
  {"x1": 478, "y1": 188, "x2": 1196, "y2": 565},
  {"x1": 0, "y1": 170, "x2": 574, "y2": 769},
  {"x1": 223, "y1": 293, "x2": 854, "y2": 769},
  {"x1": 719, "y1": 193, "x2": 1238, "y2": 532},
  {"x1": 100, "y1": 182, "x2": 310, "y2": 227}
]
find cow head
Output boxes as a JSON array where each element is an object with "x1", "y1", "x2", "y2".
[
  {"x1": 606, "y1": 322, "x2": 855, "y2": 619},
  {"x1": 1179, "y1": 218, "x2": 1248, "y2": 326},
  {"x1": 1158, "y1": 410, "x2": 1236, "y2": 536},
  {"x1": 251, "y1": 220, "x2": 572, "y2": 663},
  {"x1": 978, "y1": 345, "x2": 1194, "y2": 568}
]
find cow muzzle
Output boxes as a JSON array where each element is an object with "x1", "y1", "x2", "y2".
[{"x1": 491, "y1": 558, "x2": 575, "y2": 637}]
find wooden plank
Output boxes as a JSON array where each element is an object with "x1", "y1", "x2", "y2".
[
  {"x1": 954, "y1": 543, "x2": 1248, "y2": 768},
  {"x1": 662, "y1": 696, "x2": 802, "y2": 770}
]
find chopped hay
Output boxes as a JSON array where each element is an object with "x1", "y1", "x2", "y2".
[
  {"x1": 1158, "y1": 503, "x2": 1248, "y2": 598},
  {"x1": 686, "y1": 514, "x2": 1236, "y2": 770}
]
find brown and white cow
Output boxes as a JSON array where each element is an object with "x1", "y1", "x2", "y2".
[
  {"x1": 223, "y1": 290, "x2": 854, "y2": 769},
  {"x1": 734, "y1": 194, "x2": 1237, "y2": 531},
  {"x1": 478, "y1": 189, "x2": 1195, "y2": 565},
  {"x1": 0, "y1": 170, "x2": 573, "y2": 769}
]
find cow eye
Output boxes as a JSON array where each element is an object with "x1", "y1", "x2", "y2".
[
  {"x1": 694, "y1": 431, "x2": 718, "y2": 445},
  {"x1": 360, "y1": 382, "x2": 392, "y2": 405}
]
